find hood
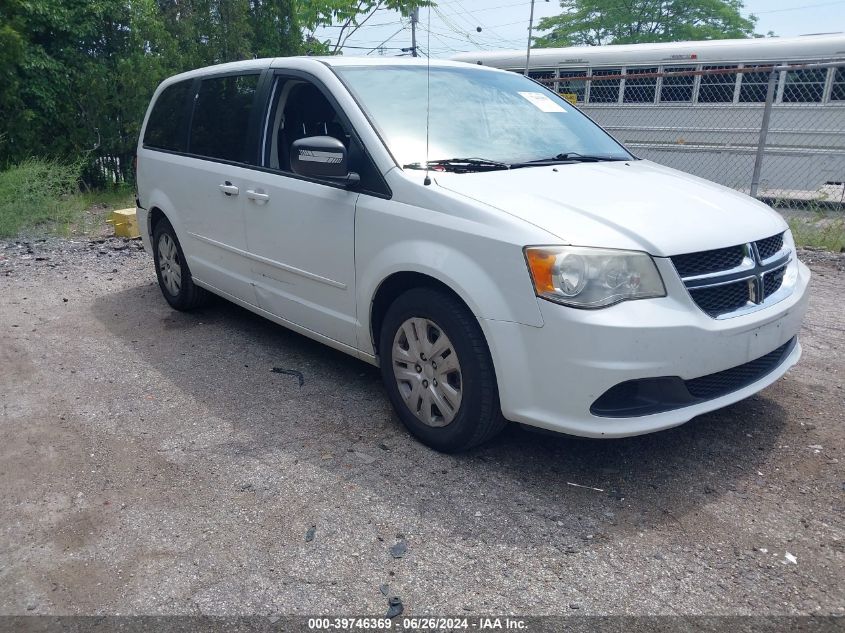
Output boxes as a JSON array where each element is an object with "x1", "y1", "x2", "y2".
[{"x1": 431, "y1": 160, "x2": 786, "y2": 257}]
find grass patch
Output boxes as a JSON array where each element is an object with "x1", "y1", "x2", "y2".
[
  {"x1": 0, "y1": 158, "x2": 134, "y2": 238},
  {"x1": 788, "y1": 213, "x2": 845, "y2": 253},
  {"x1": 72, "y1": 186, "x2": 136, "y2": 236}
]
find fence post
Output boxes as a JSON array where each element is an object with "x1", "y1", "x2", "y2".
[{"x1": 750, "y1": 67, "x2": 779, "y2": 198}]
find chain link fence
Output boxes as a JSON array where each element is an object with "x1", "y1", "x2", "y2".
[{"x1": 535, "y1": 61, "x2": 845, "y2": 211}]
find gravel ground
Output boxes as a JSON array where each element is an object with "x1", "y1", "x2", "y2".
[{"x1": 0, "y1": 236, "x2": 843, "y2": 617}]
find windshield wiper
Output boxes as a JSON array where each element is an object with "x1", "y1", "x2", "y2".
[
  {"x1": 403, "y1": 157, "x2": 511, "y2": 173},
  {"x1": 512, "y1": 152, "x2": 630, "y2": 167}
]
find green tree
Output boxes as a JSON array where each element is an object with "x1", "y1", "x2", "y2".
[
  {"x1": 253, "y1": 0, "x2": 303, "y2": 58},
  {"x1": 535, "y1": 0, "x2": 758, "y2": 47},
  {"x1": 0, "y1": 0, "x2": 303, "y2": 182},
  {"x1": 0, "y1": 21, "x2": 25, "y2": 151},
  {"x1": 1, "y1": 0, "x2": 437, "y2": 186}
]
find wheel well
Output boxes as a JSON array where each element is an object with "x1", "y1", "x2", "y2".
[
  {"x1": 148, "y1": 207, "x2": 167, "y2": 240},
  {"x1": 370, "y1": 272, "x2": 471, "y2": 355}
]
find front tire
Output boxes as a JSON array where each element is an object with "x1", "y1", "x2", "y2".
[
  {"x1": 379, "y1": 287, "x2": 506, "y2": 452},
  {"x1": 152, "y1": 218, "x2": 209, "y2": 311}
]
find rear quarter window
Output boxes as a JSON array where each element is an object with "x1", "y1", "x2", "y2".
[
  {"x1": 189, "y1": 74, "x2": 260, "y2": 163},
  {"x1": 144, "y1": 80, "x2": 193, "y2": 152}
]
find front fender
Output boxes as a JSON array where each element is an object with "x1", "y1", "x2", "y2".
[{"x1": 356, "y1": 237, "x2": 544, "y2": 357}]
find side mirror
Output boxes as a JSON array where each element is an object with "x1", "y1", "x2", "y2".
[{"x1": 290, "y1": 136, "x2": 360, "y2": 187}]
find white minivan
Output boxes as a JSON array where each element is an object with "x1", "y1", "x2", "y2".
[{"x1": 136, "y1": 57, "x2": 810, "y2": 452}]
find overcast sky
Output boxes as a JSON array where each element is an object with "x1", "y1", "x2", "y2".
[{"x1": 311, "y1": 0, "x2": 845, "y2": 58}]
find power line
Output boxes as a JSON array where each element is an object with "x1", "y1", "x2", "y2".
[
  {"x1": 754, "y1": 0, "x2": 845, "y2": 13},
  {"x1": 364, "y1": 26, "x2": 408, "y2": 55},
  {"x1": 418, "y1": 25, "x2": 483, "y2": 45},
  {"x1": 433, "y1": 6, "x2": 492, "y2": 49},
  {"x1": 317, "y1": 0, "x2": 553, "y2": 57},
  {"x1": 445, "y1": 0, "x2": 524, "y2": 47},
  {"x1": 435, "y1": 0, "x2": 533, "y2": 12},
  {"x1": 418, "y1": 26, "x2": 467, "y2": 53},
  {"x1": 339, "y1": 44, "x2": 407, "y2": 49},
  {"x1": 420, "y1": 27, "x2": 456, "y2": 51},
  {"x1": 319, "y1": 20, "x2": 405, "y2": 28}
]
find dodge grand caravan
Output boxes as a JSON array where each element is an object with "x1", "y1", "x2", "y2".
[{"x1": 136, "y1": 57, "x2": 810, "y2": 452}]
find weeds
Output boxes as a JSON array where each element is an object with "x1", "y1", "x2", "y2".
[
  {"x1": 0, "y1": 158, "x2": 133, "y2": 238},
  {"x1": 788, "y1": 213, "x2": 845, "y2": 253}
]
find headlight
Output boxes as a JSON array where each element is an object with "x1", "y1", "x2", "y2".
[{"x1": 524, "y1": 246, "x2": 666, "y2": 308}]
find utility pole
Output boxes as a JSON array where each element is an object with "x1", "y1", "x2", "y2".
[
  {"x1": 525, "y1": 0, "x2": 548, "y2": 76},
  {"x1": 411, "y1": 7, "x2": 419, "y2": 57},
  {"x1": 524, "y1": 0, "x2": 535, "y2": 76}
]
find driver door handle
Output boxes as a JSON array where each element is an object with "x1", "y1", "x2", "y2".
[
  {"x1": 218, "y1": 182, "x2": 239, "y2": 196},
  {"x1": 246, "y1": 189, "x2": 270, "y2": 203}
]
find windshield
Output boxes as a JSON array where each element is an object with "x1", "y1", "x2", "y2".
[{"x1": 334, "y1": 65, "x2": 633, "y2": 168}]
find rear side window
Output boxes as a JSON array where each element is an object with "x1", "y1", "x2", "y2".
[
  {"x1": 698, "y1": 65, "x2": 738, "y2": 103},
  {"x1": 660, "y1": 66, "x2": 695, "y2": 102},
  {"x1": 589, "y1": 68, "x2": 622, "y2": 103},
  {"x1": 739, "y1": 65, "x2": 773, "y2": 103},
  {"x1": 189, "y1": 74, "x2": 260, "y2": 163},
  {"x1": 832, "y1": 67, "x2": 845, "y2": 101},
  {"x1": 623, "y1": 67, "x2": 657, "y2": 103},
  {"x1": 144, "y1": 80, "x2": 193, "y2": 152},
  {"x1": 558, "y1": 70, "x2": 587, "y2": 104},
  {"x1": 782, "y1": 67, "x2": 827, "y2": 103}
]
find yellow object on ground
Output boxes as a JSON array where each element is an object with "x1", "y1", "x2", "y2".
[{"x1": 107, "y1": 208, "x2": 140, "y2": 239}]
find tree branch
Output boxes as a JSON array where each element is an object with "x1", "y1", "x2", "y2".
[
  {"x1": 337, "y1": 0, "x2": 384, "y2": 51},
  {"x1": 332, "y1": 0, "x2": 367, "y2": 54}
]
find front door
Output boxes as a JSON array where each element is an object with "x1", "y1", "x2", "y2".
[
  {"x1": 242, "y1": 171, "x2": 359, "y2": 347},
  {"x1": 241, "y1": 77, "x2": 360, "y2": 348}
]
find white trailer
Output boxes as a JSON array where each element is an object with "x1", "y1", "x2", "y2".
[{"x1": 453, "y1": 35, "x2": 845, "y2": 200}]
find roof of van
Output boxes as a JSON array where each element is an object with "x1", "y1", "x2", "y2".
[
  {"x1": 160, "y1": 56, "x2": 491, "y2": 86},
  {"x1": 314, "y1": 56, "x2": 479, "y2": 69}
]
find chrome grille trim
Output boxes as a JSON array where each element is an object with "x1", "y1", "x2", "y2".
[
  {"x1": 671, "y1": 232, "x2": 794, "y2": 319},
  {"x1": 759, "y1": 244, "x2": 792, "y2": 266},
  {"x1": 683, "y1": 252, "x2": 790, "y2": 290},
  {"x1": 679, "y1": 245, "x2": 756, "y2": 284}
]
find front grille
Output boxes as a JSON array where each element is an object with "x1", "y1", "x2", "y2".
[
  {"x1": 689, "y1": 280, "x2": 750, "y2": 317},
  {"x1": 672, "y1": 232, "x2": 792, "y2": 318},
  {"x1": 756, "y1": 232, "x2": 784, "y2": 260},
  {"x1": 763, "y1": 264, "x2": 787, "y2": 297},
  {"x1": 686, "y1": 338, "x2": 794, "y2": 399},
  {"x1": 591, "y1": 337, "x2": 797, "y2": 417},
  {"x1": 671, "y1": 245, "x2": 745, "y2": 277}
]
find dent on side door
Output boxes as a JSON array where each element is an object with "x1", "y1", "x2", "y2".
[{"x1": 242, "y1": 170, "x2": 360, "y2": 347}]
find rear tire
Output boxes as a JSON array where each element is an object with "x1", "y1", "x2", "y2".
[
  {"x1": 379, "y1": 287, "x2": 506, "y2": 452},
  {"x1": 152, "y1": 218, "x2": 209, "y2": 311}
]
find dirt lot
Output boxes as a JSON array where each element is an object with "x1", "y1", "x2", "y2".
[{"x1": 1, "y1": 237, "x2": 843, "y2": 617}]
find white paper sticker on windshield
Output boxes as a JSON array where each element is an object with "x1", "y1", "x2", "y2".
[{"x1": 518, "y1": 91, "x2": 566, "y2": 112}]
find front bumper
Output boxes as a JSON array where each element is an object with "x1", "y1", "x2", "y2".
[{"x1": 480, "y1": 258, "x2": 810, "y2": 438}]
